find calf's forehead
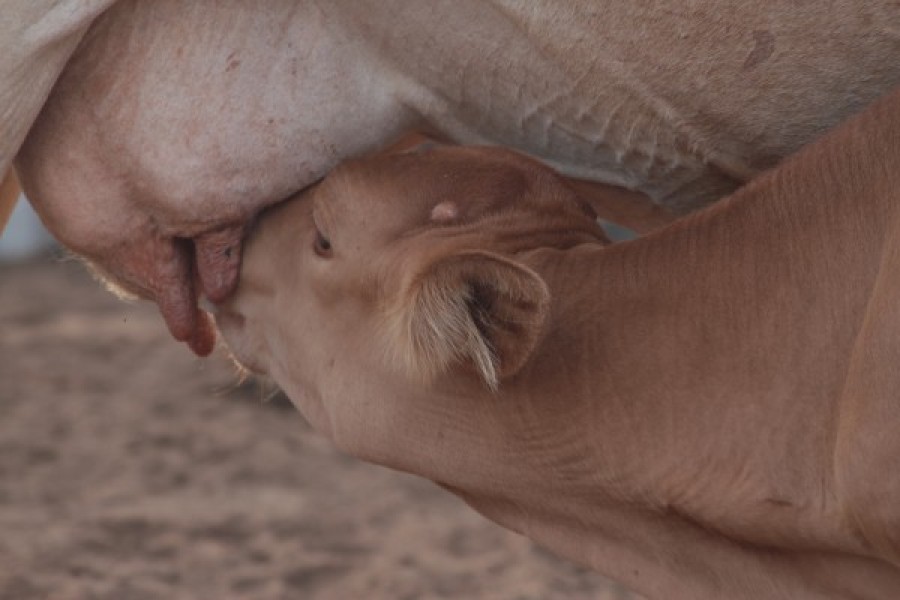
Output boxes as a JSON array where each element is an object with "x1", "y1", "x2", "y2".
[{"x1": 322, "y1": 148, "x2": 561, "y2": 225}]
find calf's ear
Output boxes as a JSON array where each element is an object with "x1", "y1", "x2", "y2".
[{"x1": 384, "y1": 251, "x2": 550, "y2": 390}]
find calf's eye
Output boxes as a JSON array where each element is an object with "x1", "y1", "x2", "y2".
[{"x1": 313, "y1": 228, "x2": 333, "y2": 257}]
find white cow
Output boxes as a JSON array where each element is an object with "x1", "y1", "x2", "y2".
[{"x1": 5, "y1": 1, "x2": 900, "y2": 353}]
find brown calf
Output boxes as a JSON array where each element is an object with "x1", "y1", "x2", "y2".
[{"x1": 217, "y1": 88, "x2": 900, "y2": 599}]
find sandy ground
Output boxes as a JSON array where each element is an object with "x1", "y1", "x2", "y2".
[{"x1": 0, "y1": 255, "x2": 639, "y2": 600}]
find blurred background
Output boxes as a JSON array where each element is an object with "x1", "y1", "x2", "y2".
[
  {"x1": 0, "y1": 195, "x2": 55, "y2": 262},
  {"x1": 0, "y1": 196, "x2": 638, "y2": 599}
]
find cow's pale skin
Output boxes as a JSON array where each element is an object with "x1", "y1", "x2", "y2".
[
  {"x1": 8, "y1": 0, "x2": 900, "y2": 352},
  {"x1": 217, "y1": 88, "x2": 900, "y2": 599},
  {"x1": 0, "y1": 0, "x2": 116, "y2": 170}
]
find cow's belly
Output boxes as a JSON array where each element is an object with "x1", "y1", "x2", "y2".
[
  {"x1": 402, "y1": 0, "x2": 900, "y2": 211},
  {"x1": 19, "y1": 0, "x2": 900, "y2": 233}
]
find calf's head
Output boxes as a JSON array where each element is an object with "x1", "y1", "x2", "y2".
[{"x1": 217, "y1": 146, "x2": 607, "y2": 440}]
